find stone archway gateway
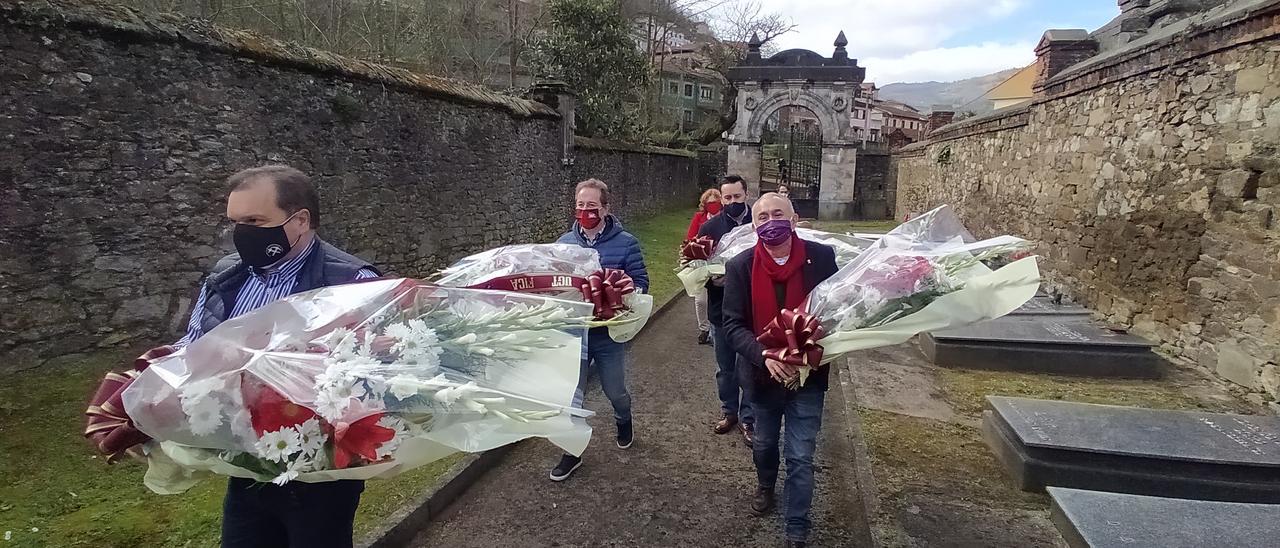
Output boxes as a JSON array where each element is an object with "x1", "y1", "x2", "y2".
[{"x1": 726, "y1": 31, "x2": 866, "y2": 220}]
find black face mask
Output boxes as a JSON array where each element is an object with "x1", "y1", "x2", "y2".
[
  {"x1": 723, "y1": 202, "x2": 747, "y2": 220},
  {"x1": 233, "y1": 213, "x2": 299, "y2": 268}
]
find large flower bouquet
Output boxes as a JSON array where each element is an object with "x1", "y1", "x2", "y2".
[
  {"x1": 434, "y1": 243, "x2": 654, "y2": 342},
  {"x1": 757, "y1": 205, "x2": 1042, "y2": 388},
  {"x1": 94, "y1": 279, "x2": 597, "y2": 494},
  {"x1": 677, "y1": 226, "x2": 876, "y2": 297}
]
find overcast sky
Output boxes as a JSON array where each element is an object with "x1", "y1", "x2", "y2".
[{"x1": 752, "y1": 0, "x2": 1120, "y2": 84}]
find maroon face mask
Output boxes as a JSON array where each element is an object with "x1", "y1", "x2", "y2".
[{"x1": 575, "y1": 208, "x2": 603, "y2": 229}]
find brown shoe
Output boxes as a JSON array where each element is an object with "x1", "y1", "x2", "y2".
[
  {"x1": 741, "y1": 423, "x2": 754, "y2": 448},
  {"x1": 714, "y1": 414, "x2": 739, "y2": 434},
  {"x1": 751, "y1": 486, "x2": 775, "y2": 516}
]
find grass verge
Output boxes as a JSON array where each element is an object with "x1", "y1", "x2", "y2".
[{"x1": 624, "y1": 207, "x2": 697, "y2": 301}]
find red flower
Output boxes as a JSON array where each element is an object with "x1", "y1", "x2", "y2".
[
  {"x1": 331, "y1": 413, "x2": 396, "y2": 469},
  {"x1": 245, "y1": 382, "x2": 317, "y2": 435},
  {"x1": 860, "y1": 255, "x2": 935, "y2": 298}
]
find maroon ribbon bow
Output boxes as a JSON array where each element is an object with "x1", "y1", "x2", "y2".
[
  {"x1": 680, "y1": 236, "x2": 715, "y2": 262},
  {"x1": 756, "y1": 309, "x2": 826, "y2": 367},
  {"x1": 83, "y1": 345, "x2": 174, "y2": 462},
  {"x1": 579, "y1": 269, "x2": 636, "y2": 320}
]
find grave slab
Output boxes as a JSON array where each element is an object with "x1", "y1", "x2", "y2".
[
  {"x1": 1008, "y1": 296, "x2": 1092, "y2": 318},
  {"x1": 922, "y1": 317, "x2": 1162, "y2": 377},
  {"x1": 1048, "y1": 487, "x2": 1280, "y2": 548},
  {"x1": 983, "y1": 396, "x2": 1280, "y2": 503}
]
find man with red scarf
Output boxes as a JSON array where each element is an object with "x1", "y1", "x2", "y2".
[{"x1": 721, "y1": 193, "x2": 838, "y2": 548}]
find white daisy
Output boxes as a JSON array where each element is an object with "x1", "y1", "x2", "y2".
[
  {"x1": 179, "y1": 377, "x2": 226, "y2": 411},
  {"x1": 255, "y1": 428, "x2": 302, "y2": 462},
  {"x1": 270, "y1": 457, "x2": 311, "y2": 485},
  {"x1": 296, "y1": 418, "x2": 326, "y2": 457},
  {"x1": 186, "y1": 396, "x2": 224, "y2": 436},
  {"x1": 374, "y1": 416, "x2": 409, "y2": 459},
  {"x1": 385, "y1": 320, "x2": 443, "y2": 366},
  {"x1": 314, "y1": 389, "x2": 353, "y2": 422}
]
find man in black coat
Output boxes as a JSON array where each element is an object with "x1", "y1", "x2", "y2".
[
  {"x1": 696, "y1": 175, "x2": 755, "y2": 445},
  {"x1": 722, "y1": 193, "x2": 839, "y2": 548}
]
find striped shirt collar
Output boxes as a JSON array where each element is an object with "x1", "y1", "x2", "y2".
[{"x1": 250, "y1": 237, "x2": 317, "y2": 287}]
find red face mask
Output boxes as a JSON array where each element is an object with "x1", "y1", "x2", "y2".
[
  {"x1": 705, "y1": 202, "x2": 722, "y2": 214},
  {"x1": 575, "y1": 208, "x2": 603, "y2": 229}
]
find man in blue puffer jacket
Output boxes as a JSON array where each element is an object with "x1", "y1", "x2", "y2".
[{"x1": 549, "y1": 178, "x2": 649, "y2": 481}]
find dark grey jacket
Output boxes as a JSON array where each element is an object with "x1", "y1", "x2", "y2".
[{"x1": 196, "y1": 238, "x2": 380, "y2": 335}]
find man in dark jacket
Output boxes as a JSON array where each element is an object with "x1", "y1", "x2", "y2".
[
  {"x1": 550, "y1": 178, "x2": 649, "y2": 481},
  {"x1": 697, "y1": 175, "x2": 755, "y2": 446},
  {"x1": 722, "y1": 193, "x2": 838, "y2": 548},
  {"x1": 170, "y1": 165, "x2": 380, "y2": 547}
]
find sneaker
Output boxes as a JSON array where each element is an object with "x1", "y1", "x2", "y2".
[
  {"x1": 751, "y1": 486, "x2": 775, "y2": 516},
  {"x1": 698, "y1": 330, "x2": 712, "y2": 345},
  {"x1": 549, "y1": 454, "x2": 582, "y2": 482},
  {"x1": 616, "y1": 420, "x2": 634, "y2": 449}
]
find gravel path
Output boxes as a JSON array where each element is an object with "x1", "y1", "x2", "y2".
[{"x1": 411, "y1": 297, "x2": 874, "y2": 547}]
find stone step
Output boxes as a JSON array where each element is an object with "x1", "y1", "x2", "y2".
[
  {"x1": 982, "y1": 396, "x2": 1280, "y2": 503},
  {"x1": 1048, "y1": 487, "x2": 1280, "y2": 548}
]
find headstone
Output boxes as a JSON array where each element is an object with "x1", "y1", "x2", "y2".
[
  {"x1": 983, "y1": 396, "x2": 1280, "y2": 503},
  {"x1": 921, "y1": 316, "x2": 1162, "y2": 377},
  {"x1": 1048, "y1": 487, "x2": 1280, "y2": 548}
]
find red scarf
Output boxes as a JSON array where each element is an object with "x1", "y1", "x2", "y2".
[{"x1": 751, "y1": 235, "x2": 807, "y2": 335}]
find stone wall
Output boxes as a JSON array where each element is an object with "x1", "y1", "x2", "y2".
[
  {"x1": 854, "y1": 151, "x2": 891, "y2": 219},
  {"x1": 0, "y1": 0, "x2": 698, "y2": 371},
  {"x1": 891, "y1": 1, "x2": 1280, "y2": 398}
]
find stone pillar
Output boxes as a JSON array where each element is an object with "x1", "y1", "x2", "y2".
[
  {"x1": 727, "y1": 143, "x2": 762, "y2": 196},
  {"x1": 927, "y1": 111, "x2": 955, "y2": 133},
  {"x1": 818, "y1": 144, "x2": 857, "y2": 220},
  {"x1": 1033, "y1": 30, "x2": 1099, "y2": 94},
  {"x1": 526, "y1": 81, "x2": 577, "y2": 166}
]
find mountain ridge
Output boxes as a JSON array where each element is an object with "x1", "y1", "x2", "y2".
[{"x1": 876, "y1": 67, "x2": 1023, "y2": 115}]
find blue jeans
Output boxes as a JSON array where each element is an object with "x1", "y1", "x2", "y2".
[
  {"x1": 751, "y1": 383, "x2": 825, "y2": 542},
  {"x1": 577, "y1": 329, "x2": 632, "y2": 423},
  {"x1": 712, "y1": 325, "x2": 753, "y2": 426},
  {"x1": 221, "y1": 477, "x2": 363, "y2": 547}
]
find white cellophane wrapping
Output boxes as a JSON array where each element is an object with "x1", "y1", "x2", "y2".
[
  {"x1": 434, "y1": 243, "x2": 653, "y2": 342},
  {"x1": 123, "y1": 279, "x2": 596, "y2": 493},
  {"x1": 678, "y1": 225, "x2": 877, "y2": 296},
  {"x1": 806, "y1": 205, "x2": 1042, "y2": 364}
]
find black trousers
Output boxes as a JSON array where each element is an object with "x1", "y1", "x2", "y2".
[{"x1": 221, "y1": 477, "x2": 364, "y2": 548}]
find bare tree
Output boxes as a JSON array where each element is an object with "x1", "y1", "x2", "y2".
[{"x1": 693, "y1": 0, "x2": 795, "y2": 144}]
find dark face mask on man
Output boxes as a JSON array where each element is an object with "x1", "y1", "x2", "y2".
[
  {"x1": 723, "y1": 202, "x2": 748, "y2": 219},
  {"x1": 233, "y1": 210, "x2": 303, "y2": 268},
  {"x1": 756, "y1": 218, "x2": 794, "y2": 246}
]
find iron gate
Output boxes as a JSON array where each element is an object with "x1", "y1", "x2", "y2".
[{"x1": 760, "y1": 124, "x2": 821, "y2": 217}]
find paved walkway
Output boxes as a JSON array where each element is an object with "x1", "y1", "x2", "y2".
[{"x1": 411, "y1": 297, "x2": 873, "y2": 547}]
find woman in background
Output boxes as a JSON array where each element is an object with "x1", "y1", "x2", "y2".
[{"x1": 686, "y1": 188, "x2": 722, "y2": 344}]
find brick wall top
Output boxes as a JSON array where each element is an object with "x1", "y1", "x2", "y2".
[{"x1": 0, "y1": 0, "x2": 558, "y2": 119}]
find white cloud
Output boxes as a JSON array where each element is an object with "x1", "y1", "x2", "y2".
[
  {"x1": 746, "y1": 0, "x2": 1034, "y2": 82},
  {"x1": 759, "y1": 0, "x2": 1025, "y2": 57},
  {"x1": 864, "y1": 41, "x2": 1035, "y2": 83}
]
